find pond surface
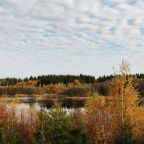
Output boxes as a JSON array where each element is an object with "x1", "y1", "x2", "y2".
[
  {"x1": 20, "y1": 96, "x2": 86, "y2": 108},
  {"x1": 0, "y1": 95, "x2": 87, "y2": 110},
  {"x1": 0, "y1": 96, "x2": 86, "y2": 122}
]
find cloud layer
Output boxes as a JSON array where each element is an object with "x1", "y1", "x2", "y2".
[{"x1": 0, "y1": 0, "x2": 144, "y2": 77}]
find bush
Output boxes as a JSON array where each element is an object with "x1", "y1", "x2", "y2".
[
  {"x1": 34, "y1": 101, "x2": 90, "y2": 144},
  {"x1": 92, "y1": 82, "x2": 108, "y2": 96},
  {"x1": 115, "y1": 121, "x2": 138, "y2": 144},
  {"x1": 0, "y1": 122, "x2": 23, "y2": 144},
  {"x1": 0, "y1": 86, "x2": 36, "y2": 96},
  {"x1": 83, "y1": 95, "x2": 117, "y2": 144},
  {"x1": 61, "y1": 85, "x2": 91, "y2": 97},
  {"x1": 136, "y1": 79, "x2": 144, "y2": 97}
]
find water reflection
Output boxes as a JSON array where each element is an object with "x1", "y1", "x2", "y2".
[
  {"x1": 18, "y1": 96, "x2": 86, "y2": 108},
  {"x1": 0, "y1": 96, "x2": 86, "y2": 111},
  {"x1": 0, "y1": 96, "x2": 85, "y2": 123}
]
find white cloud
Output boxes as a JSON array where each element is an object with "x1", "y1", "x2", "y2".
[{"x1": 0, "y1": 0, "x2": 143, "y2": 77}]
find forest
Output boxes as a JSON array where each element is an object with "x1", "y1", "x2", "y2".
[
  {"x1": 0, "y1": 73, "x2": 144, "y2": 99},
  {"x1": 0, "y1": 61, "x2": 144, "y2": 143}
]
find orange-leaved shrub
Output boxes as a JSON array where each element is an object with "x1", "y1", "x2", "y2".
[{"x1": 80, "y1": 60, "x2": 140, "y2": 144}]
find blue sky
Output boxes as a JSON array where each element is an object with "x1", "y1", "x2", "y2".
[{"x1": 0, "y1": 0, "x2": 144, "y2": 78}]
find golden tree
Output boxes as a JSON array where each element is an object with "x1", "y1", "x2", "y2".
[
  {"x1": 107, "y1": 60, "x2": 138, "y2": 123},
  {"x1": 106, "y1": 60, "x2": 139, "y2": 144},
  {"x1": 83, "y1": 60, "x2": 139, "y2": 144}
]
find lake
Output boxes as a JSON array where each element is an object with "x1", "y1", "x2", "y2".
[
  {"x1": 0, "y1": 96, "x2": 86, "y2": 123},
  {"x1": 0, "y1": 95, "x2": 87, "y2": 113}
]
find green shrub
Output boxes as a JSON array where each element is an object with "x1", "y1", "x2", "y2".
[
  {"x1": 0, "y1": 122, "x2": 23, "y2": 144},
  {"x1": 34, "y1": 101, "x2": 90, "y2": 144},
  {"x1": 115, "y1": 121, "x2": 138, "y2": 144}
]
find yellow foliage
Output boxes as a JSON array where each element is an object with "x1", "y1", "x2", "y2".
[
  {"x1": 83, "y1": 60, "x2": 141, "y2": 144},
  {"x1": 83, "y1": 95, "x2": 117, "y2": 144}
]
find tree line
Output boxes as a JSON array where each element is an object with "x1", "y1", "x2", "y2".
[
  {"x1": 37, "y1": 74, "x2": 95, "y2": 85},
  {"x1": 1, "y1": 73, "x2": 144, "y2": 86},
  {"x1": 96, "y1": 73, "x2": 144, "y2": 82},
  {"x1": 0, "y1": 74, "x2": 95, "y2": 86}
]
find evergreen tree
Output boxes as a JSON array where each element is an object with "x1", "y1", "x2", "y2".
[
  {"x1": 35, "y1": 101, "x2": 89, "y2": 144},
  {"x1": 115, "y1": 121, "x2": 138, "y2": 144}
]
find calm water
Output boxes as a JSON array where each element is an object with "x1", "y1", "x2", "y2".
[
  {"x1": 0, "y1": 96, "x2": 86, "y2": 122},
  {"x1": 0, "y1": 96, "x2": 86, "y2": 112},
  {"x1": 18, "y1": 96, "x2": 86, "y2": 108}
]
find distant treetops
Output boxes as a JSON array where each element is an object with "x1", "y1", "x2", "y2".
[
  {"x1": 96, "y1": 73, "x2": 144, "y2": 82},
  {"x1": 0, "y1": 74, "x2": 95, "y2": 86},
  {"x1": 0, "y1": 73, "x2": 144, "y2": 86},
  {"x1": 37, "y1": 74, "x2": 95, "y2": 86}
]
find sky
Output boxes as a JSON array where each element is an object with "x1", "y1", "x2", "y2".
[{"x1": 0, "y1": 0, "x2": 144, "y2": 78}]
